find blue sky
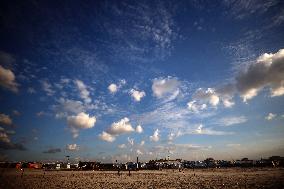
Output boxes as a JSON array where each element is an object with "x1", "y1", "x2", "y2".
[{"x1": 0, "y1": 0, "x2": 284, "y2": 162}]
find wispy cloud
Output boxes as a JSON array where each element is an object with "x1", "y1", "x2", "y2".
[
  {"x1": 217, "y1": 116, "x2": 247, "y2": 126},
  {"x1": 41, "y1": 80, "x2": 55, "y2": 96},
  {"x1": 74, "y1": 79, "x2": 92, "y2": 104},
  {"x1": 222, "y1": 0, "x2": 277, "y2": 20},
  {"x1": 43, "y1": 148, "x2": 61, "y2": 154}
]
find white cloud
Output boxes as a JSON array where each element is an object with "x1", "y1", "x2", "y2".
[
  {"x1": 195, "y1": 124, "x2": 203, "y2": 134},
  {"x1": 127, "y1": 137, "x2": 134, "y2": 146},
  {"x1": 222, "y1": 98, "x2": 235, "y2": 108},
  {"x1": 271, "y1": 86, "x2": 284, "y2": 97},
  {"x1": 217, "y1": 116, "x2": 247, "y2": 126},
  {"x1": 119, "y1": 79, "x2": 126, "y2": 86},
  {"x1": 152, "y1": 76, "x2": 180, "y2": 98},
  {"x1": 223, "y1": 0, "x2": 276, "y2": 20},
  {"x1": 108, "y1": 80, "x2": 126, "y2": 94},
  {"x1": 240, "y1": 88, "x2": 259, "y2": 102},
  {"x1": 0, "y1": 65, "x2": 18, "y2": 93},
  {"x1": 136, "y1": 125, "x2": 143, "y2": 133},
  {"x1": 236, "y1": 49, "x2": 284, "y2": 101},
  {"x1": 41, "y1": 80, "x2": 55, "y2": 96},
  {"x1": 66, "y1": 144, "x2": 79, "y2": 151},
  {"x1": 67, "y1": 112, "x2": 96, "y2": 129},
  {"x1": 187, "y1": 100, "x2": 207, "y2": 112},
  {"x1": 107, "y1": 117, "x2": 134, "y2": 135},
  {"x1": 99, "y1": 117, "x2": 135, "y2": 143},
  {"x1": 136, "y1": 149, "x2": 143, "y2": 155},
  {"x1": 150, "y1": 129, "x2": 160, "y2": 142},
  {"x1": 99, "y1": 131, "x2": 116, "y2": 142},
  {"x1": 140, "y1": 140, "x2": 145, "y2": 146},
  {"x1": 67, "y1": 112, "x2": 96, "y2": 138},
  {"x1": 265, "y1": 113, "x2": 276, "y2": 120},
  {"x1": 108, "y1": 83, "x2": 118, "y2": 94},
  {"x1": 190, "y1": 124, "x2": 233, "y2": 136},
  {"x1": 130, "y1": 89, "x2": 146, "y2": 102},
  {"x1": 189, "y1": 87, "x2": 236, "y2": 110},
  {"x1": 168, "y1": 131, "x2": 182, "y2": 142},
  {"x1": 75, "y1": 79, "x2": 91, "y2": 103},
  {"x1": 192, "y1": 88, "x2": 220, "y2": 106},
  {"x1": 133, "y1": 102, "x2": 191, "y2": 130},
  {"x1": 210, "y1": 94, "x2": 220, "y2": 106},
  {"x1": 118, "y1": 144, "x2": 126, "y2": 149},
  {"x1": 0, "y1": 114, "x2": 12, "y2": 126},
  {"x1": 54, "y1": 98, "x2": 86, "y2": 117}
]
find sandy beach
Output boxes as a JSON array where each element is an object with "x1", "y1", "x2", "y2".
[{"x1": 1, "y1": 168, "x2": 284, "y2": 189}]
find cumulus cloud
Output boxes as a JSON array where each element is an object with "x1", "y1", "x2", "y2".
[
  {"x1": 67, "y1": 112, "x2": 96, "y2": 138},
  {"x1": 0, "y1": 127, "x2": 26, "y2": 151},
  {"x1": 67, "y1": 112, "x2": 96, "y2": 129},
  {"x1": 152, "y1": 76, "x2": 180, "y2": 98},
  {"x1": 43, "y1": 148, "x2": 61, "y2": 154},
  {"x1": 0, "y1": 65, "x2": 19, "y2": 93},
  {"x1": 236, "y1": 49, "x2": 284, "y2": 101},
  {"x1": 99, "y1": 131, "x2": 116, "y2": 142},
  {"x1": 136, "y1": 125, "x2": 143, "y2": 133},
  {"x1": 108, "y1": 80, "x2": 126, "y2": 94},
  {"x1": 150, "y1": 129, "x2": 160, "y2": 142},
  {"x1": 108, "y1": 83, "x2": 117, "y2": 93},
  {"x1": 66, "y1": 144, "x2": 79, "y2": 151},
  {"x1": 54, "y1": 98, "x2": 96, "y2": 118},
  {"x1": 99, "y1": 117, "x2": 135, "y2": 142},
  {"x1": 75, "y1": 79, "x2": 92, "y2": 103},
  {"x1": 0, "y1": 114, "x2": 12, "y2": 126},
  {"x1": 130, "y1": 89, "x2": 146, "y2": 102},
  {"x1": 107, "y1": 117, "x2": 134, "y2": 135},
  {"x1": 140, "y1": 140, "x2": 145, "y2": 146},
  {"x1": 0, "y1": 131, "x2": 10, "y2": 143},
  {"x1": 265, "y1": 113, "x2": 276, "y2": 120},
  {"x1": 189, "y1": 86, "x2": 236, "y2": 111},
  {"x1": 192, "y1": 88, "x2": 220, "y2": 106},
  {"x1": 217, "y1": 116, "x2": 247, "y2": 126},
  {"x1": 187, "y1": 100, "x2": 207, "y2": 113}
]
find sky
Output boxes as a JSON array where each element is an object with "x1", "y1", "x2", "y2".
[{"x1": 0, "y1": 0, "x2": 284, "y2": 163}]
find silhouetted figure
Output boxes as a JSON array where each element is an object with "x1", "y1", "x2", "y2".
[{"x1": 118, "y1": 169, "x2": 120, "y2": 176}]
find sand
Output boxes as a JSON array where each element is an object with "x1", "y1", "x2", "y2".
[{"x1": 0, "y1": 168, "x2": 284, "y2": 189}]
